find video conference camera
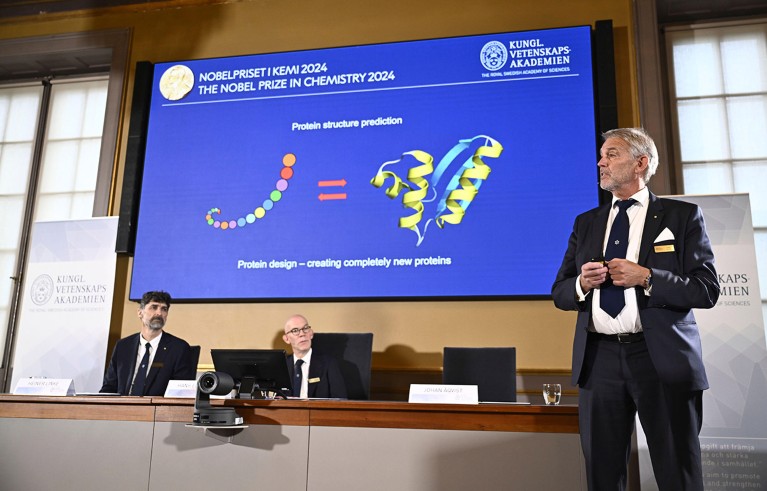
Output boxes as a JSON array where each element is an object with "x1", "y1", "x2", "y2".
[{"x1": 192, "y1": 371, "x2": 243, "y2": 426}]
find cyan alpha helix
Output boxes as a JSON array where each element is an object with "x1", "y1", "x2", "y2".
[
  {"x1": 370, "y1": 135, "x2": 503, "y2": 246},
  {"x1": 204, "y1": 153, "x2": 296, "y2": 231}
]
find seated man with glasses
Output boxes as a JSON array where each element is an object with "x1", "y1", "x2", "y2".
[{"x1": 283, "y1": 314, "x2": 347, "y2": 399}]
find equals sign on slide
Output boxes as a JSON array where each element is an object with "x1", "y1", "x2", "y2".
[{"x1": 318, "y1": 179, "x2": 347, "y2": 201}]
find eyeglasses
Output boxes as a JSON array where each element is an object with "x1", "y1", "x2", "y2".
[{"x1": 286, "y1": 325, "x2": 311, "y2": 336}]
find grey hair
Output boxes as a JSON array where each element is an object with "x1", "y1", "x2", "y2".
[{"x1": 602, "y1": 127, "x2": 659, "y2": 184}]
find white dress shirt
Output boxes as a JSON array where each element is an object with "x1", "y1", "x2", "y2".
[
  {"x1": 586, "y1": 186, "x2": 649, "y2": 335},
  {"x1": 295, "y1": 348, "x2": 312, "y2": 398},
  {"x1": 132, "y1": 331, "x2": 162, "y2": 384}
]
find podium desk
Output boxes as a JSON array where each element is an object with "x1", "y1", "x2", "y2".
[
  {"x1": 0, "y1": 395, "x2": 586, "y2": 490},
  {"x1": 0, "y1": 395, "x2": 155, "y2": 491}
]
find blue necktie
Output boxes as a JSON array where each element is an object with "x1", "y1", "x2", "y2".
[
  {"x1": 600, "y1": 199, "x2": 636, "y2": 318},
  {"x1": 130, "y1": 342, "x2": 151, "y2": 396},
  {"x1": 292, "y1": 359, "x2": 304, "y2": 397}
]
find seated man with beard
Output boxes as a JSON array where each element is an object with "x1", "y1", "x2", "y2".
[{"x1": 100, "y1": 291, "x2": 196, "y2": 396}]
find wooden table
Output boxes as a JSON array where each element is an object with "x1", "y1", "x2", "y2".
[{"x1": 0, "y1": 395, "x2": 586, "y2": 490}]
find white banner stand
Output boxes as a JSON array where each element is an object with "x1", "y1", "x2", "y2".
[
  {"x1": 9, "y1": 218, "x2": 118, "y2": 394},
  {"x1": 638, "y1": 194, "x2": 767, "y2": 490}
]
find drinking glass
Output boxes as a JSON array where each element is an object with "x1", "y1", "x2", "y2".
[{"x1": 542, "y1": 383, "x2": 561, "y2": 405}]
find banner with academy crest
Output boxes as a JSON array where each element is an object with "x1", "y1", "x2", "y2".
[
  {"x1": 638, "y1": 194, "x2": 767, "y2": 490},
  {"x1": 10, "y1": 218, "x2": 118, "y2": 393}
]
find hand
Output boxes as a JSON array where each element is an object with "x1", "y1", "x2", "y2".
[
  {"x1": 580, "y1": 261, "x2": 608, "y2": 293},
  {"x1": 606, "y1": 259, "x2": 649, "y2": 287}
]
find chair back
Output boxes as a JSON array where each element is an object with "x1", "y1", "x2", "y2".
[
  {"x1": 442, "y1": 347, "x2": 516, "y2": 402},
  {"x1": 188, "y1": 345, "x2": 201, "y2": 370},
  {"x1": 311, "y1": 333, "x2": 373, "y2": 400}
]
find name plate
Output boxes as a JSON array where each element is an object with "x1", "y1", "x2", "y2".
[
  {"x1": 13, "y1": 378, "x2": 75, "y2": 396},
  {"x1": 408, "y1": 384, "x2": 478, "y2": 404},
  {"x1": 164, "y1": 380, "x2": 197, "y2": 398}
]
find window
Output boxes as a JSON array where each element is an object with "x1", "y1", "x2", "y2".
[
  {"x1": 0, "y1": 78, "x2": 109, "y2": 364},
  {"x1": 36, "y1": 79, "x2": 109, "y2": 221},
  {"x1": 667, "y1": 21, "x2": 767, "y2": 321},
  {"x1": 0, "y1": 29, "x2": 128, "y2": 389},
  {"x1": 0, "y1": 85, "x2": 42, "y2": 356}
]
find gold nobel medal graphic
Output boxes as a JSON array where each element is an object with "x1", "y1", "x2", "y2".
[{"x1": 159, "y1": 65, "x2": 194, "y2": 101}]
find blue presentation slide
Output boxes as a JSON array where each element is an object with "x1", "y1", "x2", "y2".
[{"x1": 130, "y1": 26, "x2": 599, "y2": 300}]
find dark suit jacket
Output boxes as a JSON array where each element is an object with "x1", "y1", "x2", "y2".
[
  {"x1": 552, "y1": 193, "x2": 719, "y2": 390},
  {"x1": 287, "y1": 351, "x2": 348, "y2": 398},
  {"x1": 100, "y1": 331, "x2": 196, "y2": 395}
]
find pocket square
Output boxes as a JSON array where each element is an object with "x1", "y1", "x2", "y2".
[{"x1": 654, "y1": 227, "x2": 674, "y2": 243}]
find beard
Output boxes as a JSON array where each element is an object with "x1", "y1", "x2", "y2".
[
  {"x1": 599, "y1": 178, "x2": 616, "y2": 192},
  {"x1": 600, "y1": 162, "x2": 638, "y2": 194},
  {"x1": 148, "y1": 317, "x2": 165, "y2": 330}
]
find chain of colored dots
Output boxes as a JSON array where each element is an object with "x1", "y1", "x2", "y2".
[{"x1": 205, "y1": 153, "x2": 295, "y2": 231}]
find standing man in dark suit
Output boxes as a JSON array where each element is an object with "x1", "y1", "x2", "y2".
[
  {"x1": 100, "y1": 291, "x2": 196, "y2": 396},
  {"x1": 552, "y1": 128, "x2": 719, "y2": 490},
  {"x1": 283, "y1": 314, "x2": 347, "y2": 399}
]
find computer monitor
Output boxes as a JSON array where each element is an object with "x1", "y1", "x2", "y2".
[{"x1": 211, "y1": 349, "x2": 292, "y2": 399}]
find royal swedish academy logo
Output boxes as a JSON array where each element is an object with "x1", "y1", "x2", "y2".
[
  {"x1": 480, "y1": 41, "x2": 508, "y2": 71},
  {"x1": 30, "y1": 274, "x2": 54, "y2": 306}
]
